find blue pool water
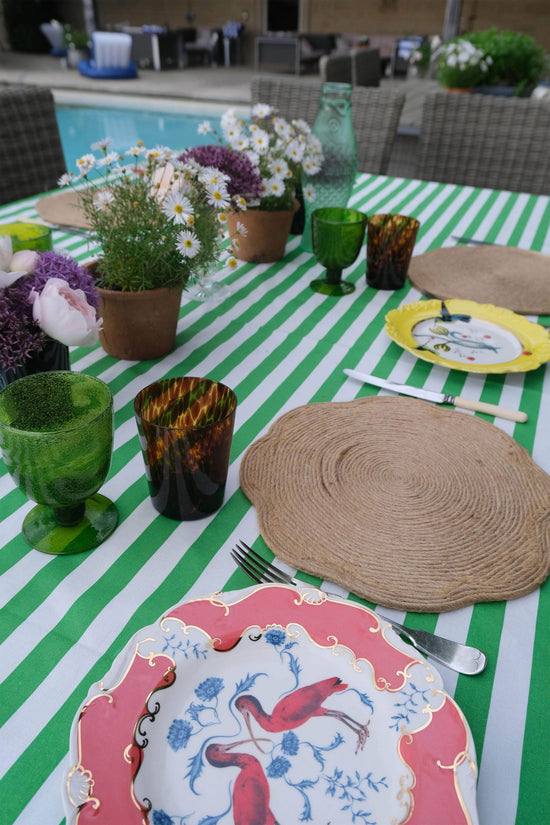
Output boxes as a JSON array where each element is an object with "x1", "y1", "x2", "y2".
[{"x1": 55, "y1": 104, "x2": 223, "y2": 170}]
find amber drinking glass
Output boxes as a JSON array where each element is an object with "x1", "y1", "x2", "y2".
[
  {"x1": 0, "y1": 371, "x2": 118, "y2": 554},
  {"x1": 366, "y1": 214, "x2": 420, "y2": 290},
  {"x1": 134, "y1": 376, "x2": 237, "y2": 520},
  {"x1": 310, "y1": 207, "x2": 367, "y2": 296}
]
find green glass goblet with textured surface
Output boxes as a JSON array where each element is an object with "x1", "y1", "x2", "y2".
[
  {"x1": 310, "y1": 207, "x2": 367, "y2": 296},
  {"x1": 0, "y1": 371, "x2": 118, "y2": 554}
]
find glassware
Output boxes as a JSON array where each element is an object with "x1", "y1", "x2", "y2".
[
  {"x1": 184, "y1": 266, "x2": 232, "y2": 303},
  {"x1": 366, "y1": 214, "x2": 420, "y2": 290},
  {"x1": 301, "y1": 83, "x2": 358, "y2": 252},
  {"x1": 0, "y1": 222, "x2": 52, "y2": 252},
  {"x1": 310, "y1": 207, "x2": 367, "y2": 296},
  {"x1": 0, "y1": 371, "x2": 118, "y2": 554},
  {"x1": 134, "y1": 376, "x2": 237, "y2": 520}
]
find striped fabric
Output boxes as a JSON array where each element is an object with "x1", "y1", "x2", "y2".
[{"x1": 1, "y1": 174, "x2": 549, "y2": 825}]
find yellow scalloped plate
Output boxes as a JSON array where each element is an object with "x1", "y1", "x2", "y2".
[{"x1": 385, "y1": 299, "x2": 550, "y2": 373}]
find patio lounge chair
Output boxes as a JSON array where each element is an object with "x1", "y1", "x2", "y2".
[
  {"x1": 251, "y1": 75, "x2": 405, "y2": 174},
  {"x1": 0, "y1": 85, "x2": 66, "y2": 205},
  {"x1": 78, "y1": 32, "x2": 138, "y2": 79},
  {"x1": 416, "y1": 91, "x2": 550, "y2": 195}
]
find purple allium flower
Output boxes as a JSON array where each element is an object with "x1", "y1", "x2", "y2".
[
  {"x1": 30, "y1": 252, "x2": 99, "y2": 310},
  {"x1": 179, "y1": 144, "x2": 263, "y2": 203}
]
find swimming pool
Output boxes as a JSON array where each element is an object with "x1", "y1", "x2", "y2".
[{"x1": 54, "y1": 94, "x2": 247, "y2": 170}]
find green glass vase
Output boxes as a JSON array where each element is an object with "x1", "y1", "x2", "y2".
[{"x1": 301, "y1": 82, "x2": 358, "y2": 252}]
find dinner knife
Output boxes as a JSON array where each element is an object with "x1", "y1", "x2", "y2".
[
  {"x1": 452, "y1": 235, "x2": 500, "y2": 246},
  {"x1": 344, "y1": 368, "x2": 528, "y2": 423}
]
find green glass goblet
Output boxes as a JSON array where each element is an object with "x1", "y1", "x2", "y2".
[
  {"x1": 310, "y1": 207, "x2": 367, "y2": 296},
  {"x1": 0, "y1": 371, "x2": 118, "y2": 555}
]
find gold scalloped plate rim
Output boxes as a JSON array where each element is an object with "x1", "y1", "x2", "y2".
[{"x1": 385, "y1": 298, "x2": 550, "y2": 373}]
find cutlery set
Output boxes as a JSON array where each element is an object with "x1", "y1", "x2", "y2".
[{"x1": 231, "y1": 540, "x2": 487, "y2": 676}]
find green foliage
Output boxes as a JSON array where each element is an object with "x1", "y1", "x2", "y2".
[
  {"x1": 69, "y1": 143, "x2": 224, "y2": 293},
  {"x1": 63, "y1": 27, "x2": 90, "y2": 51},
  {"x1": 466, "y1": 28, "x2": 548, "y2": 93},
  {"x1": 437, "y1": 28, "x2": 548, "y2": 93}
]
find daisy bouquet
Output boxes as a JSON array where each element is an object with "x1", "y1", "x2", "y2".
[
  {"x1": 61, "y1": 139, "x2": 229, "y2": 292},
  {"x1": 191, "y1": 103, "x2": 324, "y2": 212}
]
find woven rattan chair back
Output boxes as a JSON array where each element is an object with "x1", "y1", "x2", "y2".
[
  {"x1": 0, "y1": 85, "x2": 66, "y2": 205},
  {"x1": 416, "y1": 91, "x2": 550, "y2": 195},
  {"x1": 251, "y1": 74, "x2": 405, "y2": 175}
]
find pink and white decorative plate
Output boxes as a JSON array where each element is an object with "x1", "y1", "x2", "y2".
[{"x1": 63, "y1": 585, "x2": 479, "y2": 825}]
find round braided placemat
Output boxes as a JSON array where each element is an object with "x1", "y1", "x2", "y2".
[
  {"x1": 240, "y1": 396, "x2": 550, "y2": 612},
  {"x1": 408, "y1": 245, "x2": 550, "y2": 315}
]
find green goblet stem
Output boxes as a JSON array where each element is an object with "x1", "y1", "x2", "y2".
[
  {"x1": 326, "y1": 268, "x2": 343, "y2": 285},
  {"x1": 53, "y1": 502, "x2": 86, "y2": 526}
]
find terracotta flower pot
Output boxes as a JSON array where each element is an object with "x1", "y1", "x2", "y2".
[
  {"x1": 85, "y1": 262, "x2": 183, "y2": 361},
  {"x1": 227, "y1": 200, "x2": 299, "y2": 264}
]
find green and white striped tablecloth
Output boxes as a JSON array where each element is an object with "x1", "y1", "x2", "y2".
[{"x1": 1, "y1": 174, "x2": 549, "y2": 825}]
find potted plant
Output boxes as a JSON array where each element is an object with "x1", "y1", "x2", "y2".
[
  {"x1": 61, "y1": 139, "x2": 229, "y2": 360},
  {"x1": 63, "y1": 25, "x2": 91, "y2": 68},
  {"x1": 184, "y1": 104, "x2": 324, "y2": 263},
  {"x1": 466, "y1": 28, "x2": 549, "y2": 96},
  {"x1": 436, "y1": 38, "x2": 493, "y2": 91},
  {"x1": 0, "y1": 239, "x2": 101, "y2": 386}
]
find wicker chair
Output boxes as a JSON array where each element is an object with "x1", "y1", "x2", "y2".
[
  {"x1": 416, "y1": 91, "x2": 550, "y2": 195},
  {"x1": 251, "y1": 74, "x2": 405, "y2": 174},
  {"x1": 0, "y1": 86, "x2": 67, "y2": 205},
  {"x1": 319, "y1": 52, "x2": 353, "y2": 84}
]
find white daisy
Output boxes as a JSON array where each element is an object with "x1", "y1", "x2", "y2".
[
  {"x1": 302, "y1": 155, "x2": 322, "y2": 175},
  {"x1": 76, "y1": 153, "x2": 96, "y2": 175},
  {"x1": 303, "y1": 184, "x2": 317, "y2": 202},
  {"x1": 57, "y1": 172, "x2": 74, "y2": 187},
  {"x1": 251, "y1": 103, "x2": 273, "y2": 118},
  {"x1": 126, "y1": 144, "x2": 146, "y2": 158},
  {"x1": 226, "y1": 256, "x2": 239, "y2": 269},
  {"x1": 96, "y1": 151, "x2": 120, "y2": 168},
  {"x1": 264, "y1": 176, "x2": 286, "y2": 198},
  {"x1": 93, "y1": 190, "x2": 115, "y2": 210},
  {"x1": 176, "y1": 230, "x2": 201, "y2": 258},
  {"x1": 161, "y1": 192, "x2": 194, "y2": 225},
  {"x1": 268, "y1": 157, "x2": 289, "y2": 178},
  {"x1": 250, "y1": 129, "x2": 270, "y2": 155},
  {"x1": 205, "y1": 182, "x2": 231, "y2": 210},
  {"x1": 91, "y1": 137, "x2": 114, "y2": 152},
  {"x1": 235, "y1": 221, "x2": 248, "y2": 237},
  {"x1": 199, "y1": 166, "x2": 231, "y2": 188},
  {"x1": 197, "y1": 120, "x2": 213, "y2": 135}
]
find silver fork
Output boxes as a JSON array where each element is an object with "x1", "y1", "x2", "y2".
[{"x1": 231, "y1": 541, "x2": 487, "y2": 676}]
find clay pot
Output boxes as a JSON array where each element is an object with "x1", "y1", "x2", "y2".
[
  {"x1": 227, "y1": 200, "x2": 299, "y2": 263},
  {"x1": 86, "y1": 262, "x2": 183, "y2": 361}
]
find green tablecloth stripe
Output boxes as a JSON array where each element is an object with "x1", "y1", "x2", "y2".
[
  {"x1": 517, "y1": 580, "x2": 550, "y2": 823},
  {"x1": 454, "y1": 600, "x2": 506, "y2": 762},
  {"x1": 531, "y1": 198, "x2": 550, "y2": 249},
  {"x1": 0, "y1": 496, "x2": 253, "y2": 820}
]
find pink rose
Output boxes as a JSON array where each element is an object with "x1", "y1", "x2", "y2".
[{"x1": 30, "y1": 277, "x2": 102, "y2": 347}]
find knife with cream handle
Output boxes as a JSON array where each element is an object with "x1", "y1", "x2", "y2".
[{"x1": 344, "y1": 368, "x2": 527, "y2": 423}]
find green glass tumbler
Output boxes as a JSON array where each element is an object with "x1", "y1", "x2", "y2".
[
  {"x1": 0, "y1": 222, "x2": 52, "y2": 252},
  {"x1": 0, "y1": 371, "x2": 118, "y2": 554},
  {"x1": 310, "y1": 207, "x2": 367, "y2": 296},
  {"x1": 134, "y1": 376, "x2": 237, "y2": 520}
]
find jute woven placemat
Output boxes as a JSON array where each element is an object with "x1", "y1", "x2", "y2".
[
  {"x1": 240, "y1": 396, "x2": 550, "y2": 612},
  {"x1": 408, "y1": 246, "x2": 550, "y2": 315},
  {"x1": 36, "y1": 190, "x2": 92, "y2": 230}
]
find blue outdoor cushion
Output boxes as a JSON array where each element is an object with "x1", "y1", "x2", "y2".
[{"x1": 78, "y1": 59, "x2": 138, "y2": 79}]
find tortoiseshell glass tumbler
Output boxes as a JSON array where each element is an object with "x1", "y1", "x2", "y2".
[
  {"x1": 366, "y1": 214, "x2": 420, "y2": 290},
  {"x1": 0, "y1": 371, "x2": 117, "y2": 554},
  {"x1": 134, "y1": 377, "x2": 237, "y2": 520}
]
